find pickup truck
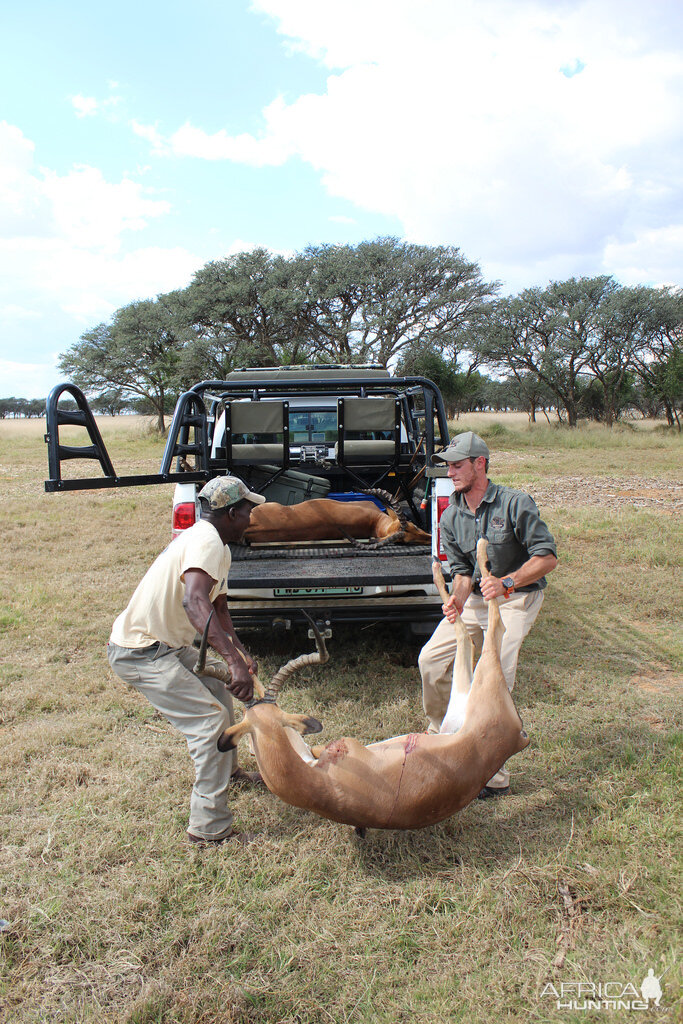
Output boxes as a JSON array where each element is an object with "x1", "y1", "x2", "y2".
[{"x1": 44, "y1": 365, "x2": 455, "y2": 637}]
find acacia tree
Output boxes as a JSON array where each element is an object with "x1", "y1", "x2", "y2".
[
  {"x1": 501, "y1": 372, "x2": 557, "y2": 422},
  {"x1": 59, "y1": 293, "x2": 185, "y2": 432},
  {"x1": 632, "y1": 287, "x2": 683, "y2": 429},
  {"x1": 181, "y1": 248, "x2": 314, "y2": 379},
  {"x1": 582, "y1": 286, "x2": 655, "y2": 425},
  {"x1": 477, "y1": 277, "x2": 619, "y2": 426},
  {"x1": 89, "y1": 389, "x2": 129, "y2": 416},
  {"x1": 301, "y1": 238, "x2": 496, "y2": 366}
]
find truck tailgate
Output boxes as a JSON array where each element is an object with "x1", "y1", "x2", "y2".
[{"x1": 229, "y1": 544, "x2": 433, "y2": 589}]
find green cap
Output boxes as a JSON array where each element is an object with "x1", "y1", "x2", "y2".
[
  {"x1": 198, "y1": 475, "x2": 266, "y2": 510},
  {"x1": 432, "y1": 431, "x2": 489, "y2": 463}
]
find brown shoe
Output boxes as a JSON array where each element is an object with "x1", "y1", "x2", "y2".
[
  {"x1": 187, "y1": 829, "x2": 256, "y2": 847},
  {"x1": 230, "y1": 767, "x2": 266, "y2": 788}
]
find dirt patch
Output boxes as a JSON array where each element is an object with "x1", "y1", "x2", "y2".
[
  {"x1": 527, "y1": 476, "x2": 683, "y2": 513},
  {"x1": 631, "y1": 670, "x2": 682, "y2": 694}
]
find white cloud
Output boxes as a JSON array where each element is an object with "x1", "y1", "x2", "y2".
[
  {"x1": 141, "y1": 0, "x2": 683, "y2": 287},
  {"x1": 131, "y1": 120, "x2": 169, "y2": 156},
  {"x1": 603, "y1": 224, "x2": 683, "y2": 287},
  {"x1": 71, "y1": 94, "x2": 98, "y2": 117},
  {"x1": 0, "y1": 121, "x2": 203, "y2": 394},
  {"x1": 70, "y1": 90, "x2": 122, "y2": 121},
  {"x1": 0, "y1": 303, "x2": 41, "y2": 321},
  {"x1": 0, "y1": 359, "x2": 61, "y2": 399},
  {"x1": 0, "y1": 121, "x2": 171, "y2": 252},
  {"x1": 40, "y1": 164, "x2": 171, "y2": 252}
]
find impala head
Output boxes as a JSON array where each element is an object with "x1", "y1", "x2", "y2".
[{"x1": 213, "y1": 611, "x2": 327, "y2": 754}]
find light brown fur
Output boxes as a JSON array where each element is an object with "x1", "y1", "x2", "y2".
[
  {"x1": 245, "y1": 499, "x2": 430, "y2": 545},
  {"x1": 217, "y1": 540, "x2": 529, "y2": 831}
]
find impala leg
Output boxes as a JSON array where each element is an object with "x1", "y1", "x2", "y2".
[
  {"x1": 432, "y1": 558, "x2": 475, "y2": 734},
  {"x1": 476, "y1": 538, "x2": 506, "y2": 654},
  {"x1": 217, "y1": 718, "x2": 252, "y2": 752}
]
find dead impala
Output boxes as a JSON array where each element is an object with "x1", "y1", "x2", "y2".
[
  {"x1": 197, "y1": 539, "x2": 529, "y2": 831},
  {"x1": 244, "y1": 497, "x2": 431, "y2": 546}
]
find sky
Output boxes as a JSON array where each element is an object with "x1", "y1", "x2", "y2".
[{"x1": 1, "y1": 0, "x2": 682, "y2": 398}]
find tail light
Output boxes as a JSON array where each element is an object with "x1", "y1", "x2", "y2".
[
  {"x1": 436, "y1": 496, "x2": 450, "y2": 561},
  {"x1": 172, "y1": 501, "x2": 196, "y2": 538}
]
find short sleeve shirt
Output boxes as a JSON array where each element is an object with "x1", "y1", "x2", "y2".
[
  {"x1": 440, "y1": 482, "x2": 557, "y2": 591},
  {"x1": 110, "y1": 520, "x2": 231, "y2": 649}
]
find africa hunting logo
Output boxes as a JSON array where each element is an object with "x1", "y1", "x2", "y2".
[{"x1": 540, "y1": 968, "x2": 668, "y2": 1012}]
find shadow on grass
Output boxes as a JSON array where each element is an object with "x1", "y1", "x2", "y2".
[{"x1": 302, "y1": 718, "x2": 677, "y2": 882}]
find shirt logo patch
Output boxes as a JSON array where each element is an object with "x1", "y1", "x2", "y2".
[{"x1": 490, "y1": 516, "x2": 505, "y2": 528}]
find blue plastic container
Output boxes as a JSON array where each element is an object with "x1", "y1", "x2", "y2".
[{"x1": 328, "y1": 491, "x2": 386, "y2": 510}]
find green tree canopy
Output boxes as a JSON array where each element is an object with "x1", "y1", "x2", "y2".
[
  {"x1": 477, "y1": 277, "x2": 617, "y2": 426},
  {"x1": 631, "y1": 286, "x2": 683, "y2": 428},
  {"x1": 179, "y1": 248, "x2": 313, "y2": 381},
  {"x1": 59, "y1": 293, "x2": 186, "y2": 431},
  {"x1": 301, "y1": 237, "x2": 496, "y2": 366}
]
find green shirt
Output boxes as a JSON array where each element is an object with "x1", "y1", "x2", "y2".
[{"x1": 440, "y1": 481, "x2": 557, "y2": 591}]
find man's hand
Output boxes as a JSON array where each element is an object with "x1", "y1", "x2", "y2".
[
  {"x1": 479, "y1": 575, "x2": 505, "y2": 602},
  {"x1": 443, "y1": 574, "x2": 473, "y2": 619},
  {"x1": 227, "y1": 661, "x2": 254, "y2": 703},
  {"x1": 442, "y1": 594, "x2": 463, "y2": 622}
]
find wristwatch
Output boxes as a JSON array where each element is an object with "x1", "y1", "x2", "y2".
[{"x1": 501, "y1": 576, "x2": 515, "y2": 598}]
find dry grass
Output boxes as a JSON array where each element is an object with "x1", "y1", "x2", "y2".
[{"x1": 0, "y1": 415, "x2": 681, "y2": 1023}]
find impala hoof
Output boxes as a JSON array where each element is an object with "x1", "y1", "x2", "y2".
[
  {"x1": 217, "y1": 731, "x2": 237, "y2": 752},
  {"x1": 302, "y1": 716, "x2": 323, "y2": 735}
]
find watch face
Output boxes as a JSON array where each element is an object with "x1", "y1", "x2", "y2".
[{"x1": 502, "y1": 577, "x2": 514, "y2": 588}]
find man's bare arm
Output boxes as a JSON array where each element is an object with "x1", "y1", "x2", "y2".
[
  {"x1": 212, "y1": 593, "x2": 257, "y2": 676},
  {"x1": 183, "y1": 569, "x2": 253, "y2": 702}
]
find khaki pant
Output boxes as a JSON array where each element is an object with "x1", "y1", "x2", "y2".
[
  {"x1": 419, "y1": 590, "x2": 544, "y2": 789},
  {"x1": 108, "y1": 641, "x2": 236, "y2": 840}
]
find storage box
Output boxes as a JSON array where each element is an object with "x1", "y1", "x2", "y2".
[{"x1": 249, "y1": 465, "x2": 331, "y2": 506}]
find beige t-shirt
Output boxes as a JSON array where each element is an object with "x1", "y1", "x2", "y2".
[{"x1": 110, "y1": 520, "x2": 232, "y2": 649}]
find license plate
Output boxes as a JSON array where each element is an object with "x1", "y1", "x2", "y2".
[{"x1": 273, "y1": 586, "x2": 364, "y2": 597}]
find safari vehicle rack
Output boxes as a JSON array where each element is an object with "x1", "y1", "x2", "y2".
[
  {"x1": 44, "y1": 371, "x2": 450, "y2": 494},
  {"x1": 44, "y1": 383, "x2": 208, "y2": 492}
]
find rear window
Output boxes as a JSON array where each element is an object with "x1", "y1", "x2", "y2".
[{"x1": 289, "y1": 409, "x2": 337, "y2": 444}]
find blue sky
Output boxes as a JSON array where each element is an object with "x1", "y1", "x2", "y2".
[{"x1": 2, "y1": 0, "x2": 682, "y2": 397}]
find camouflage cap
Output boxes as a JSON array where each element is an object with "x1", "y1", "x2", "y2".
[
  {"x1": 198, "y1": 475, "x2": 266, "y2": 510},
  {"x1": 432, "y1": 431, "x2": 490, "y2": 463}
]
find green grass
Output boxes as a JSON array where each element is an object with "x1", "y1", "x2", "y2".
[{"x1": 0, "y1": 416, "x2": 681, "y2": 1023}]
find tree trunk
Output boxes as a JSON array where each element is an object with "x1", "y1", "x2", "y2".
[{"x1": 563, "y1": 399, "x2": 578, "y2": 427}]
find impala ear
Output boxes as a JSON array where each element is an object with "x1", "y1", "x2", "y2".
[{"x1": 281, "y1": 711, "x2": 323, "y2": 735}]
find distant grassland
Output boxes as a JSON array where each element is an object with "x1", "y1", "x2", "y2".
[{"x1": 0, "y1": 415, "x2": 681, "y2": 1024}]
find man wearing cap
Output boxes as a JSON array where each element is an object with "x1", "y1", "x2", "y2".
[
  {"x1": 419, "y1": 431, "x2": 557, "y2": 798},
  {"x1": 107, "y1": 475, "x2": 267, "y2": 844}
]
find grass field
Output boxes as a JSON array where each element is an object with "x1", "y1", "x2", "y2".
[{"x1": 0, "y1": 415, "x2": 681, "y2": 1023}]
